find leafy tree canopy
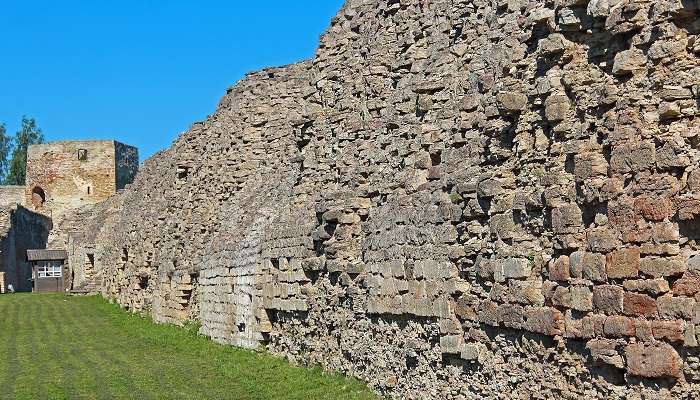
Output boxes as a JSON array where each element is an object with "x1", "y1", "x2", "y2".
[
  {"x1": 5, "y1": 116, "x2": 44, "y2": 186},
  {"x1": 0, "y1": 123, "x2": 11, "y2": 184}
]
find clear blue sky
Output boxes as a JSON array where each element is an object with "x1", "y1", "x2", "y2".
[{"x1": 0, "y1": 1, "x2": 344, "y2": 161}]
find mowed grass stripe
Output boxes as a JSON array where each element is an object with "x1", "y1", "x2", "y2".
[
  {"x1": 65, "y1": 299, "x2": 180, "y2": 400},
  {"x1": 42, "y1": 299, "x2": 79, "y2": 399},
  {"x1": 48, "y1": 297, "x2": 114, "y2": 400},
  {"x1": 0, "y1": 294, "x2": 378, "y2": 400},
  {"x1": 1, "y1": 298, "x2": 20, "y2": 397},
  {"x1": 38, "y1": 297, "x2": 72, "y2": 400}
]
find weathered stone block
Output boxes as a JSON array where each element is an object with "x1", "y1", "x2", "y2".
[
  {"x1": 625, "y1": 343, "x2": 682, "y2": 379},
  {"x1": 651, "y1": 320, "x2": 685, "y2": 342},
  {"x1": 552, "y1": 286, "x2": 571, "y2": 308},
  {"x1": 606, "y1": 248, "x2": 640, "y2": 279},
  {"x1": 552, "y1": 204, "x2": 583, "y2": 234},
  {"x1": 593, "y1": 285, "x2": 624, "y2": 314},
  {"x1": 672, "y1": 276, "x2": 700, "y2": 296},
  {"x1": 493, "y1": 258, "x2": 531, "y2": 282},
  {"x1": 657, "y1": 295, "x2": 695, "y2": 320},
  {"x1": 609, "y1": 142, "x2": 655, "y2": 174},
  {"x1": 524, "y1": 307, "x2": 563, "y2": 336},
  {"x1": 634, "y1": 196, "x2": 674, "y2": 222},
  {"x1": 612, "y1": 48, "x2": 646, "y2": 76},
  {"x1": 640, "y1": 257, "x2": 685, "y2": 278},
  {"x1": 586, "y1": 227, "x2": 621, "y2": 253},
  {"x1": 490, "y1": 212, "x2": 517, "y2": 240},
  {"x1": 544, "y1": 94, "x2": 571, "y2": 122},
  {"x1": 496, "y1": 91, "x2": 527, "y2": 112},
  {"x1": 623, "y1": 292, "x2": 657, "y2": 317},
  {"x1": 586, "y1": 339, "x2": 623, "y2": 368},
  {"x1": 574, "y1": 153, "x2": 608, "y2": 182},
  {"x1": 510, "y1": 280, "x2": 545, "y2": 306},
  {"x1": 548, "y1": 255, "x2": 570, "y2": 281},
  {"x1": 570, "y1": 286, "x2": 593, "y2": 312},
  {"x1": 623, "y1": 278, "x2": 670, "y2": 295},
  {"x1": 570, "y1": 251, "x2": 607, "y2": 282},
  {"x1": 603, "y1": 315, "x2": 635, "y2": 337},
  {"x1": 498, "y1": 304, "x2": 525, "y2": 329}
]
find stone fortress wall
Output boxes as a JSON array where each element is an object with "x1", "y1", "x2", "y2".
[
  {"x1": 61, "y1": 0, "x2": 700, "y2": 398},
  {"x1": 0, "y1": 186, "x2": 50, "y2": 292},
  {"x1": 0, "y1": 186, "x2": 25, "y2": 208}
]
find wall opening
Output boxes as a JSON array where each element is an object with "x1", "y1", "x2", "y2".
[
  {"x1": 138, "y1": 276, "x2": 149, "y2": 290},
  {"x1": 77, "y1": 149, "x2": 88, "y2": 161},
  {"x1": 31, "y1": 187, "x2": 46, "y2": 207}
]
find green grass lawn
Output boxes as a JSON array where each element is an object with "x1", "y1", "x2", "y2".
[{"x1": 0, "y1": 293, "x2": 377, "y2": 400}]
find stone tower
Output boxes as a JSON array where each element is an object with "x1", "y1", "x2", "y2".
[{"x1": 25, "y1": 140, "x2": 138, "y2": 220}]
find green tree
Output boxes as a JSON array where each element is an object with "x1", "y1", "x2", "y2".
[
  {"x1": 0, "y1": 123, "x2": 11, "y2": 183},
  {"x1": 6, "y1": 116, "x2": 44, "y2": 185}
]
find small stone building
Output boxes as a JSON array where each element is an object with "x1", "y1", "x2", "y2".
[{"x1": 25, "y1": 140, "x2": 138, "y2": 220}]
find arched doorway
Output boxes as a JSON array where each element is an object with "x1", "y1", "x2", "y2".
[{"x1": 31, "y1": 186, "x2": 46, "y2": 207}]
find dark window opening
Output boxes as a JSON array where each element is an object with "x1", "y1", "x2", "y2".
[
  {"x1": 237, "y1": 322, "x2": 246, "y2": 332},
  {"x1": 138, "y1": 276, "x2": 149, "y2": 290},
  {"x1": 78, "y1": 149, "x2": 88, "y2": 161},
  {"x1": 177, "y1": 166, "x2": 190, "y2": 180},
  {"x1": 87, "y1": 186, "x2": 91, "y2": 195}
]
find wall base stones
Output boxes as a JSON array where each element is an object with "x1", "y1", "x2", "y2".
[{"x1": 60, "y1": 0, "x2": 700, "y2": 398}]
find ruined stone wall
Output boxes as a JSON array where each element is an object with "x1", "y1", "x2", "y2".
[
  {"x1": 0, "y1": 186, "x2": 25, "y2": 208},
  {"x1": 25, "y1": 140, "x2": 138, "y2": 222},
  {"x1": 63, "y1": 0, "x2": 700, "y2": 398},
  {"x1": 0, "y1": 206, "x2": 52, "y2": 292}
]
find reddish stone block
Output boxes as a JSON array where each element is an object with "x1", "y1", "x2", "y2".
[
  {"x1": 524, "y1": 307, "x2": 563, "y2": 336},
  {"x1": 625, "y1": 343, "x2": 682, "y2": 379},
  {"x1": 606, "y1": 248, "x2": 640, "y2": 279},
  {"x1": 634, "y1": 195, "x2": 674, "y2": 221},
  {"x1": 675, "y1": 195, "x2": 700, "y2": 221},
  {"x1": 672, "y1": 277, "x2": 700, "y2": 297},
  {"x1": 548, "y1": 255, "x2": 570, "y2": 281},
  {"x1": 651, "y1": 320, "x2": 685, "y2": 342},
  {"x1": 603, "y1": 315, "x2": 635, "y2": 337},
  {"x1": 593, "y1": 285, "x2": 624, "y2": 314},
  {"x1": 624, "y1": 292, "x2": 658, "y2": 317}
]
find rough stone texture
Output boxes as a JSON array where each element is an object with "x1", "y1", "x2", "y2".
[
  {"x1": 0, "y1": 186, "x2": 25, "y2": 208},
  {"x1": 57, "y1": 0, "x2": 700, "y2": 398},
  {"x1": 0, "y1": 205, "x2": 52, "y2": 292}
]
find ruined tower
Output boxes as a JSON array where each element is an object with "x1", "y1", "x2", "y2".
[{"x1": 25, "y1": 140, "x2": 138, "y2": 220}]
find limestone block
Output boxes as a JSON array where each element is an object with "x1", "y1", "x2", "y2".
[
  {"x1": 593, "y1": 285, "x2": 624, "y2": 314},
  {"x1": 605, "y1": 248, "x2": 640, "y2": 279},
  {"x1": 612, "y1": 49, "x2": 647, "y2": 76}
]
